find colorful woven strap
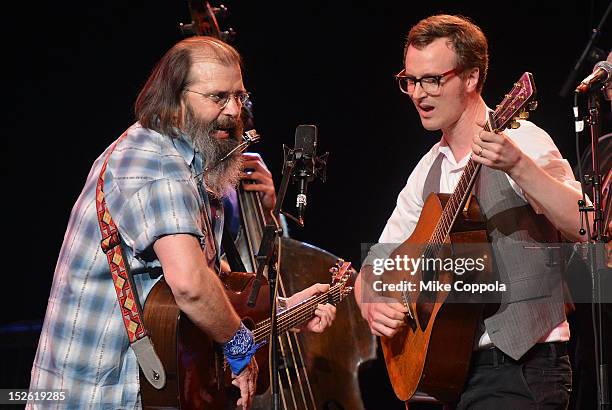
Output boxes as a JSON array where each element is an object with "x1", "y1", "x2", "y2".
[{"x1": 95, "y1": 133, "x2": 147, "y2": 343}]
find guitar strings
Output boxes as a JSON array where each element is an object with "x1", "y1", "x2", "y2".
[
  {"x1": 252, "y1": 283, "x2": 343, "y2": 337},
  {"x1": 253, "y1": 287, "x2": 343, "y2": 341},
  {"x1": 254, "y1": 287, "x2": 341, "y2": 337}
]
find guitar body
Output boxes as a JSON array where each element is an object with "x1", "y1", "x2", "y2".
[
  {"x1": 140, "y1": 272, "x2": 271, "y2": 410},
  {"x1": 381, "y1": 192, "x2": 493, "y2": 403}
]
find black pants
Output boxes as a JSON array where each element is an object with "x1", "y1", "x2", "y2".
[{"x1": 456, "y1": 342, "x2": 572, "y2": 409}]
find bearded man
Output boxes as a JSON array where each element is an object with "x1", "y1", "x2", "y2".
[{"x1": 28, "y1": 36, "x2": 335, "y2": 409}]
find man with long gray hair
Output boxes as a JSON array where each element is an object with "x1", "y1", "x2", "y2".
[{"x1": 29, "y1": 36, "x2": 336, "y2": 409}]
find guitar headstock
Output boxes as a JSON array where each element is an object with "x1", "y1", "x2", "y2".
[
  {"x1": 329, "y1": 259, "x2": 357, "y2": 301},
  {"x1": 491, "y1": 72, "x2": 538, "y2": 132}
]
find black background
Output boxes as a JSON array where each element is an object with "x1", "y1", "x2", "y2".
[{"x1": 2, "y1": 0, "x2": 610, "y2": 344}]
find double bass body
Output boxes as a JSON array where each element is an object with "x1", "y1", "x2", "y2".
[{"x1": 235, "y1": 183, "x2": 376, "y2": 410}]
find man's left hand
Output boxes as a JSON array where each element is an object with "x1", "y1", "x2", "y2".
[
  {"x1": 471, "y1": 127, "x2": 525, "y2": 176},
  {"x1": 241, "y1": 153, "x2": 276, "y2": 211},
  {"x1": 286, "y1": 283, "x2": 336, "y2": 333}
]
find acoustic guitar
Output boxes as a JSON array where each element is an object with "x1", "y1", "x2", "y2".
[
  {"x1": 140, "y1": 260, "x2": 356, "y2": 409},
  {"x1": 381, "y1": 72, "x2": 538, "y2": 403}
]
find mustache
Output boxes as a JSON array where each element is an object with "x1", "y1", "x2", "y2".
[
  {"x1": 211, "y1": 116, "x2": 240, "y2": 133},
  {"x1": 181, "y1": 106, "x2": 245, "y2": 198}
]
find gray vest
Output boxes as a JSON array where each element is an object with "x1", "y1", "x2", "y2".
[{"x1": 423, "y1": 153, "x2": 566, "y2": 360}]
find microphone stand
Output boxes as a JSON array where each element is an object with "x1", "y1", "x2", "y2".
[
  {"x1": 246, "y1": 142, "x2": 327, "y2": 409},
  {"x1": 559, "y1": 0, "x2": 612, "y2": 98},
  {"x1": 575, "y1": 88, "x2": 610, "y2": 410},
  {"x1": 246, "y1": 147, "x2": 297, "y2": 410}
]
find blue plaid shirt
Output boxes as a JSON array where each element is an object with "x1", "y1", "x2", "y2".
[{"x1": 29, "y1": 123, "x2": 218, "y2": 409}]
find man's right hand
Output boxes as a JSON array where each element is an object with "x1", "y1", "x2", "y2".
[
  {"x1": 231, "y1": 356, "x2": 258, "y2": 409},
  {"x1": 359, "y1": 299, "x2": 408, "y2": 338},
  {"x1": 355, "y1": 266, "x2": 408, "y2": 338}
]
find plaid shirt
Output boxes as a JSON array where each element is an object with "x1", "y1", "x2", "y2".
[{"x1": 29, "y1": 123, "x2": 217, "y2": 409}]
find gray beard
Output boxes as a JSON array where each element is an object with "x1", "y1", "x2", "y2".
[{"x1": 182, "y1": 107, "x2": 244, "y2": 199}]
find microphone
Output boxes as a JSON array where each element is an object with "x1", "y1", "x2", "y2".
[
  {"x1": 575, "y1": 61, "x2": 612, "y2": 94},
  {"x1": 293, "y1": 125, "x2": 317, "y2": 223}
]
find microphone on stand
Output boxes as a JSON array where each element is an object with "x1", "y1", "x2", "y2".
[
  {"x1": 575, "y1": 61, "x2": 612, "y2": 94},
  {"x1": 293, "y1": 125, "x2": 318, "y2": 224},
  {"x1": 277, "y1": 124, "x2": 328, "y2": 227}
]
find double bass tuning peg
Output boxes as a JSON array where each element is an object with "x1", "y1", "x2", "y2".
[
  {"x1": 179, "y1": 22, "x2": 196, "y2": 37},
  {"x1": 220, "y1": 28, "x2": 236, "y2": 43},
  {"x1": 212, "y1": 4, "x2": 229, "y2": 19}
]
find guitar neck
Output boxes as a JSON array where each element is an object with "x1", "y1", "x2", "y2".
[
  {"x1": 429, "y1": 115, "x2": 504, "y2": 250},
  {"x1": 430, "y1": 153, "x2": 484, "y2": 247},
  {"x1": 252, "y1": 283, "x2": 344, "y2": 345},
  {"x1": 428, "y1": 72, "x2": 537, "y2": 249}
]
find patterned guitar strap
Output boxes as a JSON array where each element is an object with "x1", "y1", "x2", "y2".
[{"x1": 95, "y1": 132, "x2": 166, "y2": 390}]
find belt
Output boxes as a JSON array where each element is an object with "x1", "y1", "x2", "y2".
[{"x1": 471, "y1": 341, "x2": 568, "y2": 366}]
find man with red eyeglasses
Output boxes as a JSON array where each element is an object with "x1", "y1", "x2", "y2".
[{"x1": 355, "y1": 14, "x2": 586, "y2": 408}]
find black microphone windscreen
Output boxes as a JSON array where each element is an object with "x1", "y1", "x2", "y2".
[{"x1": 294, "y1": 125, "x2": 317, "y2": 157}]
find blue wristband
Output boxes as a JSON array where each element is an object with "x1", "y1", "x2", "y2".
[{"x1": 222, "y1": 322, "x2": 258, "y2": 375}]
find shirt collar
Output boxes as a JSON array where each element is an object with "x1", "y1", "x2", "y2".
[
  {"x1": 171, "y1": 132, "x2": 204, "y2": 174},
  {"x1": 435, "y1": 139, "x2": 471, "y2": 169},
  {"x1": 434, "y1": 105, "x2": 492, "y2": 169}
]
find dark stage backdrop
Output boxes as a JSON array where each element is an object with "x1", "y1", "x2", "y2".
[{"x1": 1, "y1": 0, "x2": 610, "y2": 399}]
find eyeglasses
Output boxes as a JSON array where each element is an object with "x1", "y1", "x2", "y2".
[
  {"x1": 184, "y1": 89, "x2": 250, "y2": 109},
  {"x1": 395, "y1": 68, "x2": 459, "y2": 96}
]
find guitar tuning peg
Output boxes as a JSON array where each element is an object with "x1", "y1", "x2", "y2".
[
  {"x1": 518, "y1": 110, "x2": 529, "y2": 120},
  {"x1": 528, "y1": 101, "x2": 538, "y2": 111},
  {"x1": 329, "y1": 266, "x2": 339, "y2": 274},
  {"x1": 509, "y1": 120, "x2": 521, "y2": 129},
  {"x1": 336, "y1": 258, "x2": 345, "y2": 266}
]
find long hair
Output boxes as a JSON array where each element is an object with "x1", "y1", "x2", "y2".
[
  {"x1": 405, "y1": 14, "x2": 489, "y2": 92},
  {"x1": 134, "y1": 36, "x2": 242, "y2": 137}
]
